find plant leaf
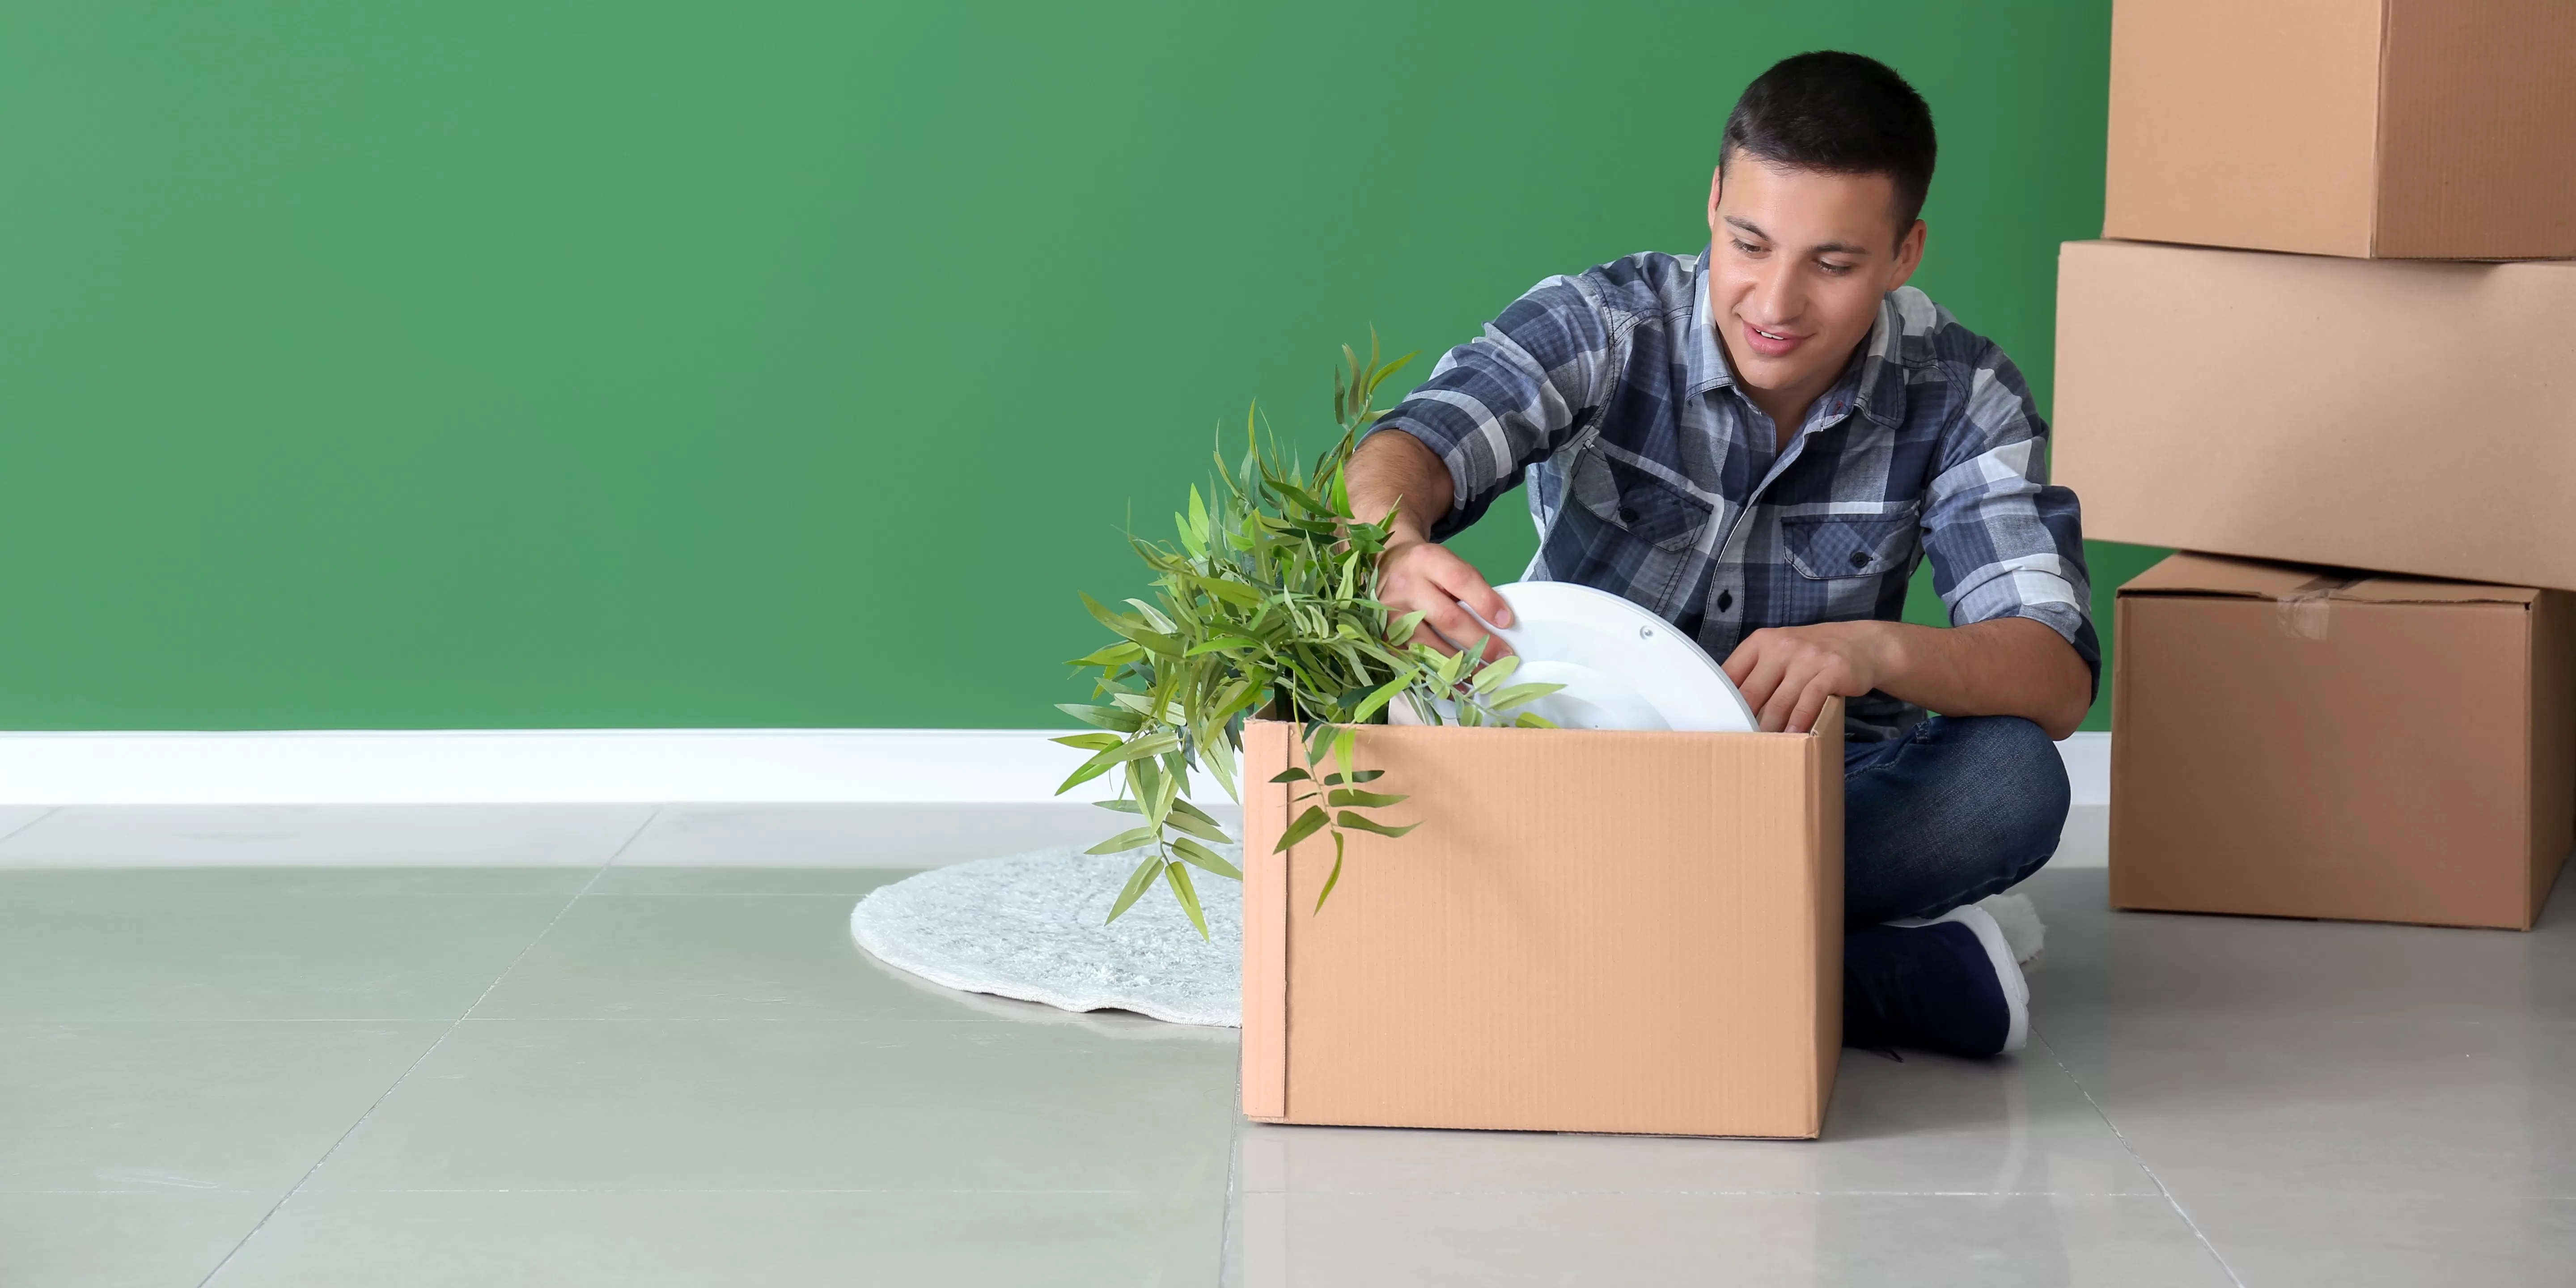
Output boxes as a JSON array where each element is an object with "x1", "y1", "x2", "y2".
[
  {"x1": 1051, "y1": 732, "x2": 1123, "y2": 752},
  {"x1": 1104, "y1": 852, "x2": 1164, "y2": 924},
  {"x1": 1056, "y1": 703, "x2": 1143, "y2": 733},
  {"x1": 1350, "y1": 669, "x2": 1415, "y2": 723},
  {"x1": 1275, "y1": 805, "x2": 1330, "y2": 852},
  {"x1": 1172, "y1": 836, "x2": 1243, "y2": 880},
  {"x1": 1064, "y1": 641, "x2": 1145, "y2": 668},
  {"x1": 1169, "y1": 796, "x2": 1227, "y2": 828},
  {"x1": 1268, "y1": 767, "x2": 1313, "y2": 784},
  {"x1": 1314, "y1": 830, "x2": 1346, "y2": 911},
  {"x1": 1055, "y1": 731, "x2": 1180, "y2": 795},
  {"x1": 1185, "y1": 636, "x2": 1261, "y2": 657},
  {"x1": 1483, "y1": 682, "x2": 1565, "y2": 710},
  {"x1": 1080, "y1": 593, "x2": 1183, "y2": 655},
  {"x1": 1467, "y1": 653, "x2": 1522, "y2": 693},
  {"x1": 1164, "y1": 860, "x2": 1210, "y2": 940},
  {"x1": 1085, "y1": 825, "x2": 1161, "y2": 855},
  {"x1": 1162, "y1": 805, "x2": 1231, "y2": 843},
  {"x1": 1200, "y1": 729, "x2": 1240, "y2": 802},
  {"x1": 1327, "y1": 788, "x2": 1406, "y2": 808},
  {"x1": 1334, "y1": 811, "x2": 1419, "y2": 839}
]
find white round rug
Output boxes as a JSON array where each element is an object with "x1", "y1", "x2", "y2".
[{"x1": 849, "y1": 844, "x2": 1243, "y2": 1027}]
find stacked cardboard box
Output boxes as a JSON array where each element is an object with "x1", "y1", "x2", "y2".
[{"x1": 2056, "y1": 0, "x2": 2576, "y2": 929}]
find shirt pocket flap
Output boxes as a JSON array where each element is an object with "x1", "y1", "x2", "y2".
[
  {"x1": 1571, "y1": 453, "x2": 1712, "y2": 551},
  {"x1": 1783, "y1": 512, "x2": 1917, "y2": 580}
]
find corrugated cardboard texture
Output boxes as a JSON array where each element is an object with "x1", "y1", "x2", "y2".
[
  {"x1": 2111, "y1": 555, "x2": 2575, "y2": 930},
  {"x1": 1238, "y1": 719, "x2": 1291, "y2": 1121},
  {"x1": 1240, "y1": 707, "x2": 1841, "y2": 1139},
  {"x1": 2375, "y1": 0, "x2": 2576, "y2": 258},
  {"x1": 2054, "y1": 240, "x2": 2576, "y2": 592},
  {"x1": 2105, "y1": 0, "x2": 2382, "y2": 257},
  {"x1": 2104, "y1": 0, "x2": 2576, "y2": 258}
]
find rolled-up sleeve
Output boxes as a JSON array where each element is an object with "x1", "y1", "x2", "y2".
[
  {"x1": 1364, "y1": 275, "x2": 1624, "y2": 539},
  {"x1": 1920, "y1": 343, "x2": 2101, "y2": 694}
]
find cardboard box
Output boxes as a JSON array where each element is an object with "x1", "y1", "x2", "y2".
[
  {"x1": 2110, "y1": 554, "x2": 2576, "y2": 930},
  {"x1": 2104, "y1": 0, "x2": 2576, "y2": 259},
  {"x1": 2053, "y1": 239, "x2": 2576, "y2": 592},
  {"x1": 1238, "y1": 702, "x2": 1843, "y2": 1138}
]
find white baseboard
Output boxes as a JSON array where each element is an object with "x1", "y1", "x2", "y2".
[{"x1": 0, "y1": 728, "x2": 2113, "y2": 808}]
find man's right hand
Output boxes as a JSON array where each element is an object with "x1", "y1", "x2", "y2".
[
  {"x1": 1346, "y1": 428, "x2": 1513, "y2": 659},
  {"x1": 1377, "y1": 536, "x2": 1515, "y2": 661}
]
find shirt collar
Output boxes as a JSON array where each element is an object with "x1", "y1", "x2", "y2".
[
  {"x1": 1685, "y1": 247, "x2": 1910, "y2": 431},
  {"x1": 1682, "y1": 249, "x2": 1733, "y2": 397}
]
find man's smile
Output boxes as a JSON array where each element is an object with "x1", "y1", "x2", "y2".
[{"x1": 1739, "y1": 318, "x2": 1808, "y2": 359}]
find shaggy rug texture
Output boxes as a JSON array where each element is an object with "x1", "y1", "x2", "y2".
[{"x1": 850, "y1": 845, "x2": 1243, "y2": 1027}]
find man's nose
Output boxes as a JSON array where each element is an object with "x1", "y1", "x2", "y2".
[{"x1": 1746, "y1": 262, "x2": 1803, "y2": 329}]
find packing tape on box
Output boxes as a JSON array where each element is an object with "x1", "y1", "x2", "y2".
[{"x1": 2276, "y1": 575, "x2": 2359, "y2": 640}]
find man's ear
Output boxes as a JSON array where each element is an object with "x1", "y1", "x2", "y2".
[
  {"x1": 1886, "y1": 219, "x2": 1927, "y2": 290},
  {"x1": 1706, "y1": 162, "x2": 1725, "y2": 235}
]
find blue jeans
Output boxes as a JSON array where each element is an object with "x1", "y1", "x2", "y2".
[{"x1": 1843, "y1": 715, "x2": 2070, "y2": 926}]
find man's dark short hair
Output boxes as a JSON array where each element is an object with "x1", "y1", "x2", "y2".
[{"x1": 1722, "y1": 51, "x2": 1937, "y2": 236}]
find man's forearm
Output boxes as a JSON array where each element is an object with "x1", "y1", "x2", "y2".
[
  {"x1": 1875, "y1": 616, "x2": 2093, "y2": 740},
  {"x1": 1347, "y1": 430, "x2": 1454, "y2": 542}
]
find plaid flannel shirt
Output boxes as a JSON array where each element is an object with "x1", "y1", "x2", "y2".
[{"x1": 1368, "y1": 248, "x2": 2097, "y2": 741}]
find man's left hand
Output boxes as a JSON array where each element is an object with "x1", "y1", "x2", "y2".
[{"x1": 1722, "y1": 621, "x2": 1898, "y2": 734}]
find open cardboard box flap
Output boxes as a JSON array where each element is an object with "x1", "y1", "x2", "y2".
[{"x1": 2123, "y1": 551, "x2": 2543, "y2": 606}]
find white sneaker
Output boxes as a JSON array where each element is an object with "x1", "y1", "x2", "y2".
[{"x1": 1976, "y1": 892, "x2": 2047, "y2": 967}]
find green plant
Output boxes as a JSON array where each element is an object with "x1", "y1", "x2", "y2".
[{"x1": 1053, "y1": 337, "x2": 1559, "y2": 938}]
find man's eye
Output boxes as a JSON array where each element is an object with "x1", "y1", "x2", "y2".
[
  {"x1": 1818, "y1": 261, "x2": 1854, "y2": 275},
  {"x1": 1732, "y1": 240, "x2": 1766, "y2": 255}
]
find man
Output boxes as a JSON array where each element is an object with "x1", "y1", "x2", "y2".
[{"x1": 1347, "y1": 51, "x2": 2092, "y2": 1059}]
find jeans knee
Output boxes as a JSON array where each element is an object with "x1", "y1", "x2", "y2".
[
  {"x1": 1842, "y1": 714, "x2": 2076, "y2": 922},
  {"x1": 1958, "y1": 716, "x2": 2070, "y2": 864}
]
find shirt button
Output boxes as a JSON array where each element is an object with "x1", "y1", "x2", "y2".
[
  {"x1": 1616, "y1": 504, "x2": 1638, "y2": 524},
  {"x1": 1848, "y1": 551, "x2": 1871, "y2": 568},
  {"x1": 1716, "y1": 589, "x2": 1734, "y2": 611}
]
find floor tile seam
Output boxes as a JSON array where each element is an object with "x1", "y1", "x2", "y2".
[
  {"x1": 1219, "y1": 1121, "x2": 1243, "y2": 1288},
  {"x1": 0, "y1": 876, "x2": 600, "y2": 886},
  {"x1": 0, "y1": 894, "x2": 599, "y2": 904},
  {"x1": 2031, "y1": 1026, "x2": 2250, "y2": 1288},
  {"x1": 0, "y1": 807, "x2": 58, "y2": 850},
  {"x1": 263, "y1": 1186, "x2": 1168, "y2": 1195},
  {"x1": 2034, "y1": 1004, "x2": 2576, "y2": 1027},
  {"x1": 1229, "y1": 1188, "x2": 2169, "y2": 1199},
  {"x1": 191, "y1": 807, "x2": 663, "y2": 1288},
  {"x1": 0, "y1": 1018, "x2": 468, "y2": 1026},
  {"x1": 1, "y1": 1188, "x2": 280, "y2": 1196},
  {"x1": 452, "y1": 806, "x2": 663, "y2": 1024}
]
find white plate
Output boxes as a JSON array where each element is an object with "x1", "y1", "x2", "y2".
[{"x1": 1394, "y1": 581, "x2": 1759, "y2": 733}]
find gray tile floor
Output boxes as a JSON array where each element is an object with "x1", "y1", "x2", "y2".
[{"x1": 0, "y1": 805, "x2": 2567, "y2": 1286}]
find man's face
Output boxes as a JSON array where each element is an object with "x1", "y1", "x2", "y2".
[{"x1": 1705, "y1": 155, "x2": 1925, "y2": 411}]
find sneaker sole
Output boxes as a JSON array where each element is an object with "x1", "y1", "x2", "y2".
[{"x1": 1931, "y1": 904, "x2": 2029, "y2": 1054}]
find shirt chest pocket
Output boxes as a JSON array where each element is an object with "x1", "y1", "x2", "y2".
[
  {"x1": 1568, "y1": 451, "x2": 1712, "y2": 551},
  {"x1": 1782, "y1": 510, "x2": 1919, "y2": 580}
]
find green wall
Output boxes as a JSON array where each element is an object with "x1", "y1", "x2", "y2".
[{"x1": 0, "y1": 0, "x2": 2156, "y2": 731}]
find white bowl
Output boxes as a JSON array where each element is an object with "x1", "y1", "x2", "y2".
[{"x1": 1393, "y1": 581, "x2": 1758, "y2": 733}]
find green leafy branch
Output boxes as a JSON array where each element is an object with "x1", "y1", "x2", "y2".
[{"x1": 1051, "y1": 335, "x2": 1561, "y2": 938}]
